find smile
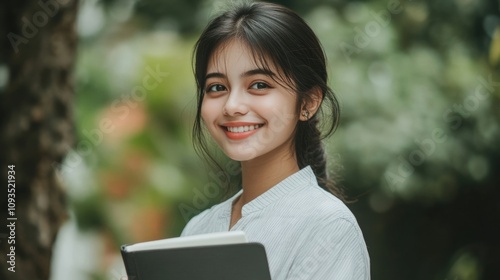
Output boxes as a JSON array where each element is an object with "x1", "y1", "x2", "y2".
[
  {"x1": 225, "y1": 124, "x2": 263, "y2": 133},
  {"x1": 221, "y1": 123, "x2": 264, "y2": 140}
]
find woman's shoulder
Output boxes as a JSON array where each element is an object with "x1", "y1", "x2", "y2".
[
  {"x1": 291, "y1": 183, "x2": 356, "y2": 221},
  {"x1": 276, "y1": 183, "x2": 365, "y2": 243},
  {"x1": 291, "y1": 185, "x2": 368, "y2": 252}
]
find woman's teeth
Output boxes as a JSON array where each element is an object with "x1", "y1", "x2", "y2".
[{"x1": 226, "y1": 125, "x2": 263, "y2": 133}]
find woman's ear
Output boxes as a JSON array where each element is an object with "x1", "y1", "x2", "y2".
[{"x1": 300, "y1": 86, "x2": 323, "y2": 121}]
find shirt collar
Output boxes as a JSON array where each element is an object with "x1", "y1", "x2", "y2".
[{"x1": 222, "y1": 166, "x2": 317, "y2": 217}]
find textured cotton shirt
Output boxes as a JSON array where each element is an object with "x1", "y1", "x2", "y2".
[{"x1": 181, "y1": 166, "x2": 370, "y2": 280}]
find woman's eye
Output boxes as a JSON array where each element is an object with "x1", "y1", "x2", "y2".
[
  {"x1": 250, "y1": 82, "x2": 269, "y2": 90},
  {"x1": 206, "y1": 84, "x2": 226, "y2": 92}
]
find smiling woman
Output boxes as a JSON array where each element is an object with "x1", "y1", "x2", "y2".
[
  {"x1": 201, "y1": 39, "x2": 300, "y2": 162},
  {"x1": 182, "y1": 2, "x2": 370, "y2": 279}
]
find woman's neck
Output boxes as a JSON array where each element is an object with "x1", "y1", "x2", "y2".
[
  {"x1": 228, "y1": 140, "x2": 299, "y2": 230},
  {"x1": 238, "y1": 144, "x2": 299, "y2": 206}
]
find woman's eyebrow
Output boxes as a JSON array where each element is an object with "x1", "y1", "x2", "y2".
[
  {"x1": 241, "y1": 68, "x2": 275, "y2": 78},
  {"x1": 205, "y1": 72, "x2": 225, "y2": 80},
  {"x1": 205, "y1": 68, "x2": 275, "y2": 80}
]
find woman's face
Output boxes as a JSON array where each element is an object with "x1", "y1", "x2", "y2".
[{"x1": 201, "y1": 39, "x2": 299, "y2": 162}]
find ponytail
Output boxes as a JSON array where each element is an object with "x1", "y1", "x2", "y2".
[{"x1": 295, "y1": 87, "x2": 346, "y2": 201}]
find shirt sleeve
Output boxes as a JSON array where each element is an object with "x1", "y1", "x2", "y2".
[{"x1": 286, "y1": 217, "x2": 370, "y2": 280}]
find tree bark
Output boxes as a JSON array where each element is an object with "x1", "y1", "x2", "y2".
[{"x1": 0, "y1": 0, "x2": 77, "y2": 279}]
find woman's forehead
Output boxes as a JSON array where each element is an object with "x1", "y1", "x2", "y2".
[
  {"x1": 205, "y1": 38, "x2": 296, "y2": 90},
  {"x1": 207, "y1": 39, "x2": 276, "y2": 73}
]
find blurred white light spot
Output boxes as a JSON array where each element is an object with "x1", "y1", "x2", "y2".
[
  {"x1": 483, "y1": 15, "x2": 499, "y2": 38},
  {"x1": 307, "y1": 6, "x2": 339, "y2": 33},
  {"x1": 368, "y1": 61, "x2": 392, "y2": 88},
  {"x1": 106, "y1": 43, "x2": 141, "y2": 91},
  {"x1": 51, "y1": 215, "x2": 103, "y2": 280},
  {"x1": 77, "y1": 0, "x2": 106, "y2": 37},
  {"x1": 58, "y1": 152, "x2": 96, "y2": 199},
  {"x1": 477, "y1": 117, "x2": 499, "y2": 145},
  {"x1": 467, "y1": 155, "x2": 489, "y2": 181}
]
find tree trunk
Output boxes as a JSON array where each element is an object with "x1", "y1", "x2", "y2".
[{"x1": 0, "y1": 0, "x2": 78, "y2": 279}]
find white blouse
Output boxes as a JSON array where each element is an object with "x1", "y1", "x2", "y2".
[{"x1": 181, "y1": 166, "x2": 370, "y2": 280}]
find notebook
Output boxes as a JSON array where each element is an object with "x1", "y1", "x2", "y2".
[{"x1": 120, "y1": 231, "x2": 272, "y2": 280}]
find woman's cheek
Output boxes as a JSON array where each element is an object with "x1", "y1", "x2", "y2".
[
  {"x1": 201, "y1": 98, "x2": 220, "y2": 130},
  {"x1": 201, "y1": 99, "x2": 213, "y2": 122}
]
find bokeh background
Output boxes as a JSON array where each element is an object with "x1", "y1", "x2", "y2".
[{"x1": 1, "y1": 0, "x2": 499, "y2": 279}]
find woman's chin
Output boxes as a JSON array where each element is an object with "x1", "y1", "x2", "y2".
[{"x1": 223, "y1": 148, "x2": 259, "y2": 162}]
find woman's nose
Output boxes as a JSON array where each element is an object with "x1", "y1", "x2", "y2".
[{"x1": 223, "y1": 88, "x2": 248, "y2": 116}]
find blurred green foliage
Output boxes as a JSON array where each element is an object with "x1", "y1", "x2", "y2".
[{"x1": 59, "y1": 0, "x2": 500, "y2": 279}]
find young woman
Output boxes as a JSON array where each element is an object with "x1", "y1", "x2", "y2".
[{"x1": 181, "y1": 2, "x2": 370, "y2": 279}]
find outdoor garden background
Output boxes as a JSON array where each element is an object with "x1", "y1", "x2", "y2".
[{"x1": 0, "y1": 0, "x2": 499, "y2": 279}]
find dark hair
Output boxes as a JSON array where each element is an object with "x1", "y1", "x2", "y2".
[{"x1": 192, "y1": 1, "x2": 345, "y2": 200}]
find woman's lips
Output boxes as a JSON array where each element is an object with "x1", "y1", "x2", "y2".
[{"x1": 221, "y1": 122, "x2": 264, "y2": 140}]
